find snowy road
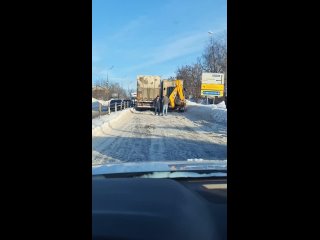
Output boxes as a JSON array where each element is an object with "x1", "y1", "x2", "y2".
[{"x1": 92, "y1": 105, "x2": 227, "y2": 165}]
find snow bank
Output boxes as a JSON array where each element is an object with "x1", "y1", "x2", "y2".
[
  {"x1": 215, "y1": 101, "x2": 226, "y2": 109},
  {"x1": 92, "y1": 108, "x2": 131, "y2": 136},
  {"x1": 92, "y1": 98, "x2": 109, "y2": 108},
  {"x1": 92, "y1": 98, "x2": 113, "y2": 112},
  {"x1": 185, "y1": 100, "x2": 199, "y2": 106},
  {"x1": 186, "y1": 100, "x2": 227, "y2": 125},
  {"x1": 187, "y1": 100, "x2": 226, "y2": 109}
]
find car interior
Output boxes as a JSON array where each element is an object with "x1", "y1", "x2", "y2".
[{"x1": 93, "y1": 176, "x2": 227, "y2": 240}]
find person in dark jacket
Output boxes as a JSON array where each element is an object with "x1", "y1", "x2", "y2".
[
  {"x1": 162, "y1": 95, "x2": 169, "y2": 116},
  {"x1": 154, "y1": 96, "x2": 161, "y2": 115}
]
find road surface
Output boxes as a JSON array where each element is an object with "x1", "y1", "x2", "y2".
[{"x1": 92, "y1": 107, "x2": 227, "y2": 165}]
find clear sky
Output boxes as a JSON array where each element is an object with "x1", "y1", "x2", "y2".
[{"x1": 92, "y1": 0, "x2": 226, "y2": 90}]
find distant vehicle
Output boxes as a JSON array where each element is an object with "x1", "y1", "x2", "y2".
[
  {"x1": 123, "y1": 99, "x2": 133, "y2": 108},
  {"x1": 109, "y1": 99, "x2": 123, "y2": 111}
]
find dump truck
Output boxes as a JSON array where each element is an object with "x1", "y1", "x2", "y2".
[
  {"x1": 161, "y1": 79, "x2": 186, "y2": 112},
  {"x1": 136, "y1": 75, "x2": 161, "y2": 110}
]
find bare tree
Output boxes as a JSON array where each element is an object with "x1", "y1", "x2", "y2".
[
  {"x1": 202, "y1": 32, "x2": 227, "y2": 102},
  {"x1": 108, "y1": 82, "x2": 128, "y2": 99},
  {"x1": 174, "y1": 31, "x2": 227, "y2": 101},
  {"x1": 92, "y1": 78, "x2": 108, "y2": 100},
  {"x1": 202, "y1": 32, "x2": 227, "y2": 76},
  {"x1": 92, "y1": 79, "x2": 128, "y2": 100},
  {"x1": 167, "y1": 76, "x2": 176, "y2": 81},
  {"x1": 176, "y1": 60, "x2": 202, "y2": 100},
  {"x1": 127, "y1": 88, "x2": 135, "y2": 97}
]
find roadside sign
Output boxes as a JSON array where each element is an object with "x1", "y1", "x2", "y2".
[
  {"x1": 201, "y1": 84, "x2": 224, "y2": 90},
  {"x1": 201, "y1": 73, "x2": 225, "y2": 97},
  {"x1": 201, "y1": 90, "x2": 223, "y2": 96},
  {"x1": 201, "y1": 73, "x2": 224, "y2": 84}
]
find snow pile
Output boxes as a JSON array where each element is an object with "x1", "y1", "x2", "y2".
[
  {"x1": 92, "y1": 98, "x2": 113, "y2": 113},
  {"x1": 92, "y1": 97, "x2": 108, "y2": 105},
  {"x1": 185, "y1": 100, "x2": 199, "y2": 106},
  {"x1": 92, "y1": 109, "x2": 132, "y2": 164},
  {"x1": 186, "y1": 100, "x2": 227, "y2": 125},
  {"x1": 215, "y1": 101, "x2": 226, "y2": 109},
  {"x1": 187, "y1": 99, "x2": 226, "y2": 109},
  {"x1": 92, "y1": 108, "x2": 131, "y2": 136}
]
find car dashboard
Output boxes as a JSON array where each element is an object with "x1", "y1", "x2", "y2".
[{"x1": 93, "y1": 176, "x2": 227, "y2": 240}]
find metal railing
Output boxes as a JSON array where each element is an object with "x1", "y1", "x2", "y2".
[{"x1": 93, "y1": 100, "x2": 136, "y2": 119}]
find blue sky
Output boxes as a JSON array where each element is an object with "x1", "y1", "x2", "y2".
[{"x1": 92, "y1": 0, "x2": 226, "y2": 90}]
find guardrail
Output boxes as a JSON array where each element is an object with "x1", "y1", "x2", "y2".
[{"x1": 93, "y1": 100, "x2": 136, "y2": 119}]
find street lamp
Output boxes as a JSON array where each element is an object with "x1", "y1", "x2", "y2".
[
  {"x1": 206, "y1": 31, "x2": 214, "y2": 105},
  {"x1": 106, "y1": 65, "x2": 114, "y2": 85}
]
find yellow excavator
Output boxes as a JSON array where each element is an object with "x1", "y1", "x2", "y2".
[{"x1": 161, "y1": 79, "x2": 186, "y2": 112}]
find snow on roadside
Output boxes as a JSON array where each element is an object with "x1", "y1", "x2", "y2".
[
  {"x1": 186, "y1": 100, "x2": 227, "y2": 125},
  {"x1": 185, "y1": 100, "x2": 199, "y2": 106},
  {"x1": 187, "y1": 99, "x2": 226, "y2": 109},
  {"x1": 92, "y1": 108, "x2": 131, "y2": 137},
  {"x1": 92, "y1": 108, "x2": 132, "y2": 163},
  {"x1": 216, "y1": 101, "x2": 226, "y2": 109},
  {"x1": 92, "y1": 97, "x2": 108, "y2": 105}
]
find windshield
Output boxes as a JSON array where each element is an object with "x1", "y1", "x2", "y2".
[{"x1": 92, "y1": 0, "x2": 227, "y2": 176}]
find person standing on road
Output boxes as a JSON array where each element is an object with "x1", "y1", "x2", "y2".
[
  {"x1": 154, "y1": 95, "x2": 161, "y2": 115},
  {"x1": 159, "y1": 95, "x2": 163, "y2": 115},
  {"x1": 162, "y1": 95, "x2": 169, "y2": 116}
]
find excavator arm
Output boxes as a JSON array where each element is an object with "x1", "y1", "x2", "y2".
[{"x1": 169, "y1": 80, "x2": 185, "y2": 109}]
